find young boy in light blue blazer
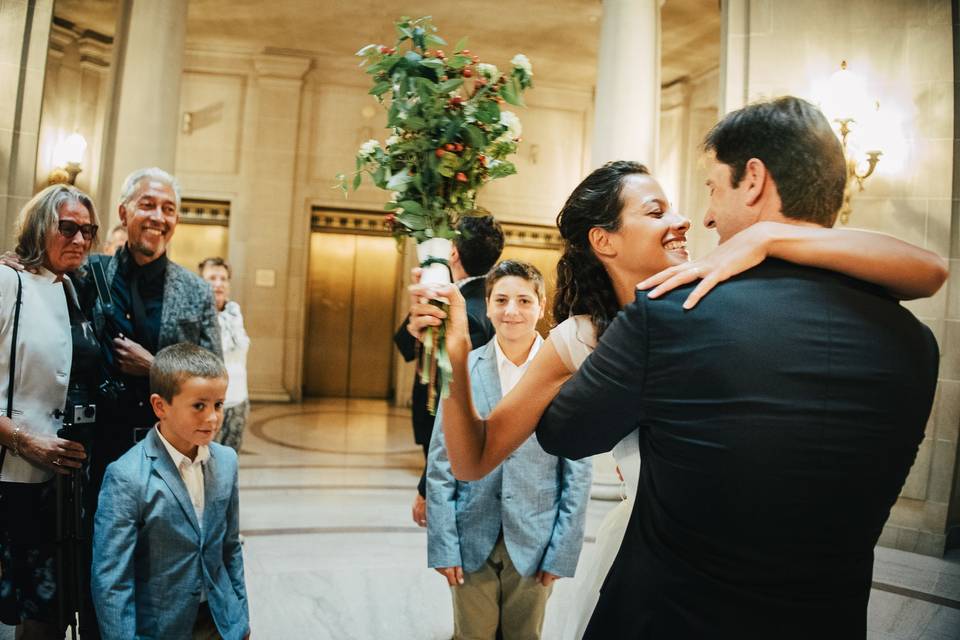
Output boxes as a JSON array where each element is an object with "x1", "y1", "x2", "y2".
[
  {"x1": 427, "y1": 261, "x2": 593, "y2": 639},
  {"x1": 92, "y1": 343, "x2": 249, "y2": 640}
]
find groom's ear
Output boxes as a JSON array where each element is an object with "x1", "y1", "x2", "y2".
[
  {"x1": 741, "y1": 158, "x2": 768, "y2": 207},
  {"x1": 588, "y1": 226, "x2": 616, "y2": 259}
]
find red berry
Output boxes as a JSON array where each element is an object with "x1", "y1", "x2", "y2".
[
  {"x1": 462, "y1": 68, "x2": 473, "y2": 78},
  {"x1": 462, "y1": 49, "x2": 471, "y2": 55},
  {"x1": 435, "y1": 148, "x2": 445, "y2": 158},
  {"x1": 454, "y1": 143, "x2": 464, "y2": 152},
  {"x1": 455, "y1": 172, "x2": 468, "y2": 182},
  {"x1": 444, "y1": 143, "x2": 456, "y2": 151},
  {"x1": 440, "y1": 75, "x2": 448, "y2": 81},
  {"x1": 379, "y1": 46, "x2": 388, "y2": 54},
  {"x1": 450, "y1": 96, "x2": 463, "y2": 106},
  {"x1": 471, "y1": 55, "x2": 479, "y2": 63},
  {"x1": 437, "y1": 50, "x2": 446, "y2": 58}
]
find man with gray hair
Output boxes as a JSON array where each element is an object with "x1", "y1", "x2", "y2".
[{"x1": 88, "y1": 166, "x2": 221, "y2": 474}]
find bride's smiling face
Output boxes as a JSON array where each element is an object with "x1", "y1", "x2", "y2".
[{"x1": 599, "y1": 174, "x2": 691, "y2": 282}]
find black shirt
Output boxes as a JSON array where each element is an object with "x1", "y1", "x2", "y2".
[{"x1": 103, "y1": 246, "x2": 168, "y2": 430}]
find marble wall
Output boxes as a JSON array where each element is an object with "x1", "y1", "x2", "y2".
[{"x1": 721, "y1": 0, "x2": 957, "y2": 556}]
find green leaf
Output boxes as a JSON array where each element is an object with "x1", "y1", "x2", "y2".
[
  {"x1": 384, "y1": 202, "x2": 399, "y2": 211},
  {"x1": 446, "y1": 56, "x2": 468, "y2": 70},
  {"x1": 399, "y1": 200, "x2": 424, "y2": 215},
  {"x1": 463, "y1": 125, "x2": 485, "y2": 149},
  {"x1": 437, "y1": 78, "x2": 464, "y2": 93},
  {"x1": 425, "y1": 34, "x2": 447, "y2": 46},
  {"x1": 352, "y1": 173, "x2": 362, "y2": 190},
  {"x1": 501, "y1": 77, "x2": 525, "y2": 107},
  {"x1": 403, "y1": 115, "x2": 427, "y2": 130},
  {"x1": 443, "y1": 119, "x2": 463, "y2": 142},
  {"x1": 453, "y1": 36, "x2": 469, "y2": 53},
  {"x1": 418, "y1": 58, "x2": 444, "y2": 70},
  {"x1": 369, "y1": 81, "x2": 391, "y2": 96},
  {"x1": 475, "y1": 100, "x2": 500, "y2": 125}
]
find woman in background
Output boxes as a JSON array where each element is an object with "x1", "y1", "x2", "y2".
[{"x1": 200, "y1": 257, "x2": 250, "y2": 452}]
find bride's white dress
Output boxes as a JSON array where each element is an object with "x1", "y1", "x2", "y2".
[{"x1": 550, "y1": 315, "x2": 640, "y2": 640}]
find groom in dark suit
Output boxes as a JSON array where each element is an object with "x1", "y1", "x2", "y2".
[{"x1": 536, "y1": 97, "x2": 940, "y2": 639}]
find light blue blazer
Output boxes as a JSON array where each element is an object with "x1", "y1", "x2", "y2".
[
  {"x1": 427, "y1": 338, "x2": 593, "y2": 578},
  {"x1": 92, "y1": 428, "x2": 249, "y2": 640}
]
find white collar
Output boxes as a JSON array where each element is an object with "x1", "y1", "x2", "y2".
[
  {"x1": 493, "y1": 333, "x2": 542, "y2": 370},
  {"x1": 155, "y1": 424, "x2": 210, "y2": 467},
  {"x1": 455, "y1": 275, "x2": 485, "y2": 289}
]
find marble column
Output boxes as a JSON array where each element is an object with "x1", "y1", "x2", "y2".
[
  {"x1": 591, "y1": 0, "x2": 661, "y2": 169},
  {"x1": 718, "y1": 0, "x2": 750, "y2": 115},
  {"x1": 0, "y1": 0, "x2": 54, "y2": 248},
  {"x1": 98, "y1": 0, "x2": 187, "y2": 220},
  {"x1": 240, "y1": 53, "x2": 311, "y2": 401},
  {"x1": 588, "y1": 0, "x2": 663, "y2": 500}
]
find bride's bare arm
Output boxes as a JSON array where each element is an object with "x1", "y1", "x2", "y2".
[
  {"x1": 442, "y1": 336, "x2": 571, "y2": 480},
  {"x1": 639, "y1": 221, "x2": 948, "y2": 308}
]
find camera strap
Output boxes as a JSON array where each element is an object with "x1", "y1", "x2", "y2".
[
  {"x1": 0, "y1": 268, "x2": 24, "y2": 475},
  {"x1": 87, "y1": 255, "x2": 114, "y2": 313}
]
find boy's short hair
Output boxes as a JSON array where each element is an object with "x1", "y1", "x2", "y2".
[
  {"x1": 150, "y1": 343, "x2": 227, "y2": 402},
  {"x1": 485, "y1": 259, "x2": 545, "y2": 303}
]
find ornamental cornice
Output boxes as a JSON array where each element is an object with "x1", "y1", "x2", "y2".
[{"x1": 253, "y1": 52, "x2": 312, "y2": 82}]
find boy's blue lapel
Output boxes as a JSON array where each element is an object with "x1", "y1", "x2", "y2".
[
  {"x1": 144, "y1": 428, "x2": 202, "y2": 536},
  {"x1": 201, "y1": 448, "x2": 220, "y2": 539},
  {"x1": 473, "y1": 339, "x2": 503, "y2": 414}
]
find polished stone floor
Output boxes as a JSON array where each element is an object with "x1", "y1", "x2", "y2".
[{"x1": 2, "y1": 398, "x2": 958, "y2": 639}]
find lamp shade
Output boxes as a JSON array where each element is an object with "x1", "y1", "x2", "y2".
[{"x1": 53, "y1": 132, "x2": 88, "y2": 167}]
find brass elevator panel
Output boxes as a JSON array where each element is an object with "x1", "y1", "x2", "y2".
[{"x1": 305, "y1": 232, "x2": 399, "y2": 398}]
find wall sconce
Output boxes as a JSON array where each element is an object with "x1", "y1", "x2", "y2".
[
  {"x1": 821, "y1": 61, "x2": 883, "y2": 225},
  {"x1": 49, "y1": 132, "x2": 88, "y2": 185}
]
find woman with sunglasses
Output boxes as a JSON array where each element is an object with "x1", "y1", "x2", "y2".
[{"x1": 0, "y1": 184, "x2": 101, "y2": 639}]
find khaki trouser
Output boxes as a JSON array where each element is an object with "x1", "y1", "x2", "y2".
[
  {"x1": 192, "y1": 602, "x2": 222, "y2": 640},
  {"x1": 451, "y1": 537, "x2": 553, "y2": 640}
]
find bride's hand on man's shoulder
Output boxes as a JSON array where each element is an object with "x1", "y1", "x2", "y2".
[{"x1": 636, "y1": 222, "x2": 773, "y2": 310}]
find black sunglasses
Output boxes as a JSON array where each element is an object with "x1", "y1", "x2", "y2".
[{"x1": 57, "y1": 220, "x2": 98, "y2": 241}]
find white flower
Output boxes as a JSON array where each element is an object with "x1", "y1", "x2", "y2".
[
  {"x1": 498, "y1": 110, "x2": 522, "y2": 140},
  {"x1": 477, "y1": 63, "x2": 500, "y2": 80},
  {"x1": 385, "y1": 135, "x2": 400, "y2": 147},
  {"x1": 358, "y1": 139, "x2": 381, "y2": 158},
  {"x1": 511, "y1": 53, "x2": 533, "y2": 77}
]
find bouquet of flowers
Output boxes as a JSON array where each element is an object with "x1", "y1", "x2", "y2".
[{"x1": 339, "y1": 15, "x2": 533, "y2": 413}]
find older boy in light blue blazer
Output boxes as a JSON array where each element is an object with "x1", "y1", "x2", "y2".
[
  {"x1": 92, "y1": 344, "x2": 249, "y2": 640},
  {"x1": 427, "y1": 261, "x2": 592, "y2": 639}
]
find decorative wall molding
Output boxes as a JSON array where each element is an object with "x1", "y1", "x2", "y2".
[
  {"x1": 180, "y1": 198, "x2": 231, "y2": 226},
  {"x1": 254, "y1": 53, "x2": 312, "y2": 81},
  {"x1": 308, "y1": 206, "x2": 561, "y2": 249}
]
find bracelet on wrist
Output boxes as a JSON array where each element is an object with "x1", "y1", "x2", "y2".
[{"x1": 11, "y1": 425, "x2": 22, "y2": 457}]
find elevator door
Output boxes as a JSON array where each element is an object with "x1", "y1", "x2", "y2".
[{"x1": 305, "y1": 232, "x2": 399, "y2": 398}]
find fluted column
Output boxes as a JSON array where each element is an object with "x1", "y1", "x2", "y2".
[
  {"x1": 99, "y1": 0, "x2": 188, "y2": 218},
  {"x1": 241, "y1": 53, "x2": 311, "y2": 401},
  {"x1": 591, "y1": 0, "x2": 662, "y2": 169},
  {"x1": 0, "y1": 0, "x2": 54, "y2": 247}
]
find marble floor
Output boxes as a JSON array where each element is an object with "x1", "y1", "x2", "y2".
[{"x1": 2, "y1": 398, "x2": 959, "y2": 639}]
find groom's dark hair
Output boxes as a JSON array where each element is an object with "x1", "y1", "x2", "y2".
[{"x1": 704, "y1": 96, "x2": 846, "y2": 227}]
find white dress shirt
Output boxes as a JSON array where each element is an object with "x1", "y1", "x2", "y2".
[
  {"x1": 156, "y1": 425, "x2": 210, "y2": 600},
  {"x1": 492, "y1": 334, "x2": 543, "y2": 395}
]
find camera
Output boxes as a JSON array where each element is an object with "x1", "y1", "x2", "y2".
[{"x1": 56, "y1": 387, "x2": 98, "y2": 444}]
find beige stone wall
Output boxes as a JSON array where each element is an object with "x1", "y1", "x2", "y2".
[
  {"x1": 0, "y1": 0, "x2": 53, "y2": 245},
  {"x1": 722, "y1": 0, "x2": 956, "y2": 556}
]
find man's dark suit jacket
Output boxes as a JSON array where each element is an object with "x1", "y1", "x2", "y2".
[
  {"x1": 537, "y1": 259, "x2": 939, "y2": 639},
  {"x1": 394, "y1": 277, "x2": 495, "y2": 496}
]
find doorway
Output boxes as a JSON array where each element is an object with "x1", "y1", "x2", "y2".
[{"x1": 304, "y1": 226, "x2": 400, "y2": 398}]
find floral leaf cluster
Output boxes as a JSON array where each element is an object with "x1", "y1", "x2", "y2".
[{"x1": 337, "y1": 16, "x2": 533, "y2": 243}]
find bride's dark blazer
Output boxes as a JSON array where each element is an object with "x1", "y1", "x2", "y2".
[{"x1": 537, "y1": 259, "x2": 939, "y2": 640}]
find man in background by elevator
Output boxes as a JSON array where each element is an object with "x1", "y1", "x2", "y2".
[{"x1": 395, "y1": 215, "x2": 504, "y2": 527}]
